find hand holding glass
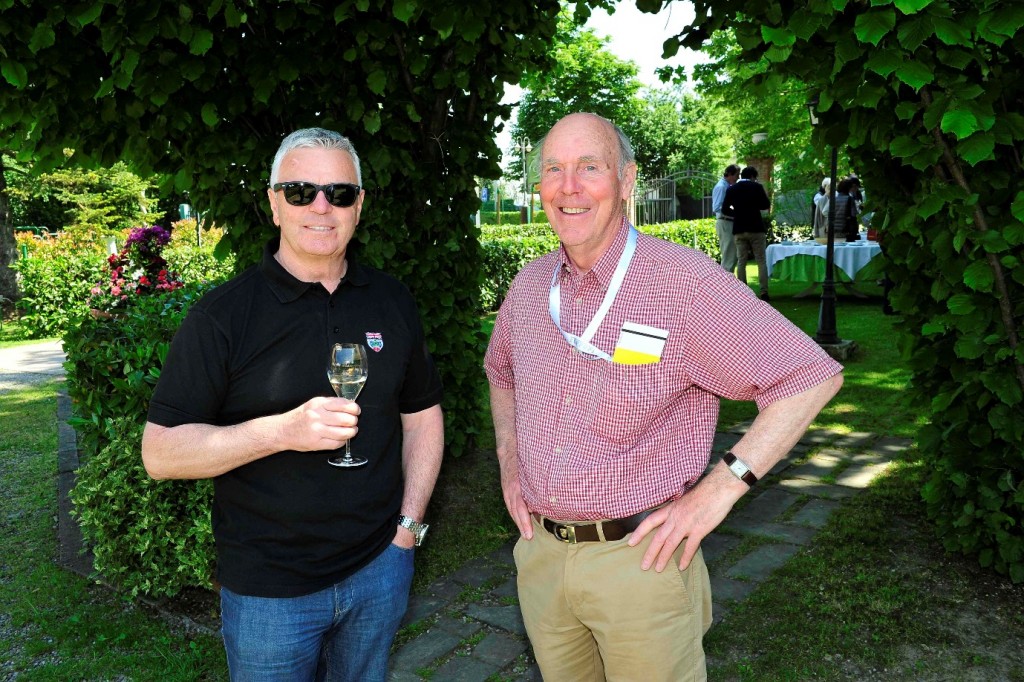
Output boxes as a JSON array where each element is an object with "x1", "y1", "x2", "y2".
[{"x1": 327, "y1": 343, "x2": 368, "y2": 468}]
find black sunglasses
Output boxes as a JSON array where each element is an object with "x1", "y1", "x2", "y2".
[{"x1": 272, "y1": 181, "x2": 361, "y2": 208}]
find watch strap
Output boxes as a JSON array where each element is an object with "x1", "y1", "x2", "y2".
[
  {"x1": 398, "y1": 515, "x2": 429, "y2": 546},
  {"x1": 723, "y1": 451, "x2": 758, "y2": 486}
]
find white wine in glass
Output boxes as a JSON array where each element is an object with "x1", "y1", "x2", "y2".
[{"x1": 327, "y1": 343, "x2": 368, "y2": 468}]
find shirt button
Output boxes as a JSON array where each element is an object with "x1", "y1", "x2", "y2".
[
  {"x1": 329, "y1": 301, "x2": 335, "y2": 308},
  {"x1": 564, "y1": 396, "x2": 572, "y2": 406},
  {"x1": 554, "y1": 446, "x2": 562, "y2": 454},
  {"x1": 574, "y1": 297, "x2": 583, "y2": 305},
  {"x1": 549, "y1": 496, "x2": 557, "y2": 503},
  {"x1": 333, "y1": 326, "x2": 340, "y2": 333}
]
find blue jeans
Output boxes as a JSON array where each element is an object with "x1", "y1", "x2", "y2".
[{"x1": 220, "y1": 543, "x2": 414, "y2": 682}]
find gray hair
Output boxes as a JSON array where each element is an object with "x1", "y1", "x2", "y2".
[
  {"x1": 270, "y1": 128, "x2": 362, "y2": 186},
  {"x1": 533, "y1": 113, "x2": 636, "y2": 180}
]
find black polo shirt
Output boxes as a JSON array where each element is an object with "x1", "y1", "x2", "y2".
[{"x1": 148, "y1": 238, "x2": 443, "y2": 597}]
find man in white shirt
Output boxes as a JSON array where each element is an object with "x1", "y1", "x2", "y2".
[{"x1": 711, "y1": 164, "x2": 741, "y2": 275}]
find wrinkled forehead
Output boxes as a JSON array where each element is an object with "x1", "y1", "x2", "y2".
[{"x1": 542, "y1": 116, "x2": 619, "y2": 166}]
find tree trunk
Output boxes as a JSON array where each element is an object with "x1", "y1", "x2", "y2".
[{"x1": 0, "y1": 156, "x2": 20, "y2": 302}]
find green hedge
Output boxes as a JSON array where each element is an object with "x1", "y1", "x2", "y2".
[
  {"x1": 13, "y1": 247, "x2": 106, "y2": 338},
  {"x1": 478, "y1": 209, "x2": 548, "y2": 225},
  {"x1": 479, "y1": 218, "x2": 720, "y2": 312},
  {"x1": 63, "y1": 283, "x2": 214, "y2": 462},
  {"x1": 70, "y1": 419, "x2": 215, "y2": 599}
]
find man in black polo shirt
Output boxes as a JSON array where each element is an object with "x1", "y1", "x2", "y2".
[{"x1": 142, "y1": 128, "x2": 444, "y2": 681}]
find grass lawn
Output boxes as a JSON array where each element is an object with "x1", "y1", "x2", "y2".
[
  {"x1": 0, "y1": 380, "x2": 228, "y2": 679},
  {"x1": 3, "y1": 271, "x2": 1021, "y2": 680}
]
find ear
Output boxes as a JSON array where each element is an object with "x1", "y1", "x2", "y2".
[
  {"x1": 352, "y1": 189, "x2": 365, "y2": 225},
  {"x1": 267, "y1": 187, "x2": 281, "y2": 227},
  {"x1": 620, "y1": 162, "x2": 638, "y2": 200}
]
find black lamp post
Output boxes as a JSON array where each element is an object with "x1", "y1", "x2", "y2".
[{"x1": 807, "y1": 98, "x2": 840, "y2": 345}]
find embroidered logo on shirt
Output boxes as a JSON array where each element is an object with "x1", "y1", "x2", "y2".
[
  {"x1": 611, "y1": 322, "x2": 668, "y2": 365},
  {"x1": 365, "y1": 332, "x2": 383, "y2": 352}
]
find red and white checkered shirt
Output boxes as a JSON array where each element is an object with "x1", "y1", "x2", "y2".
[{"x1": 485, "y1": 220, "x2": 843, "y2": 520}]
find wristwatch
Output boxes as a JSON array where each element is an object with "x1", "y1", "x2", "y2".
[
  {"x1": 723, "y1": 451, "x2": 759, "y2": 487},
  {"x1": 398, "y1": 515, "x2": 429, "y2": 547}
]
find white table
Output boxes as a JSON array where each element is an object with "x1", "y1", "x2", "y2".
[{"x1": 766, "y1": 241, "x2": 882, "y2": 280}]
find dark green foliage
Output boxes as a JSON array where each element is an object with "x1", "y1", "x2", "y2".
[
  {"x1": 63, "y1": 283, "x2": 213, "y2": 462},
  {"x1": 0, "y1": 0, "x2": 570, "y2": 458},
  {"x1": 674, "y1": 0, "x2": 1024, "y2": 582},
  {"x1": 70, "y1": 419, "x2": 215, "y2": 599}
]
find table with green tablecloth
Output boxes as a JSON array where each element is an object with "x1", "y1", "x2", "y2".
[{"x1": 766, "y1": 240, "x2": 885, "y2": 296}]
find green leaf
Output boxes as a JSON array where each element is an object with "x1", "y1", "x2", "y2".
[
  {"x1": 941, "y1": 109, "x2": 978, "y2": 140},
  {"x1": 916, "y1": 194, "x2": 945, "y2": 219},
  {"x1": 1011, "y1": 192, "x2": 1024, "y2": 223},
  {"x1": 895, "y1": 59, "x2": 934, "y2": 89},
  {"x1": 190, "y1": 28, "x2": 214, "y2": 55},
  {"x1": 28, "y1": 24, "x2": 56, "y2": 52},
  {"x1": 962, "y1": 260, "x2": 994, "y2": 292},
  {"x1": 855, "y1": 8, "x2": 896, "y2": 46},
  {"x1": 947, "y1": 294, "x2": 975, "y2": 315},
  {"x1": 762, "y1": 25, "x2": 796, "y2": 47},
  {"x1": 393, "y1": 0, "x2": 417, "y2": 23},
  {"x1": 74, "y1": 2, "x2": 104, "y2": 27},
  {"x1": 933, "y1": 17, "x2": 972, "y2": 46},
  {"x1": 890, "y1": 135, "x2": 923, "y2": 157},
  {"x1": 894, "y1": 0, "x2": 933, "y2": 13},
  {"x1": 897, "y1": 15, "x2": 933, "y2": 51},
  {"x1": 987, "y1": 5, "x2": 1024, "y2": 37},
  {"x1": 366, "y1": 69, "x2": 387, "y2": 96},
  {"x1": 200, "y1": 102, "x2": 218, "y2": 127},
  {"x1": 866, "y1": 49, "x2": 900, "y2": 76},
  {"x1": 1, "y1": 59, "x2": 27, "y2": 88},
  {"x1": 364, "y1": 110, "x2": 381, "y2": 134},
  {"x1": 957, "y1": 133, "x2": 995, "y2": 166}
]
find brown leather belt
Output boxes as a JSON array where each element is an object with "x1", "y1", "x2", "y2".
[{"x1": 532, "y1": 508, "x2": 658, "y2": 544}]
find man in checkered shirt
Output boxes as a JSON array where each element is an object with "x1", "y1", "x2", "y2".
[{"x1": 485, "y1": 113, "x2": 844, "y2": 681}]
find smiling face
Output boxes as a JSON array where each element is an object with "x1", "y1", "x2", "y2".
[
  {"x1": 538, "y1": 114, "x2": 637, "y2": 271},
  {"x1": 267, "y1": 146, "x2": 364, "y2": 280}
]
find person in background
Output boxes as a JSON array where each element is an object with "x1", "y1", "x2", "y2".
[
  {"x1": 812, "y1": 177, "x2": 831, "y2": 238},
  {"x1": 833, "y1": 176, "x2": 860, "y2": 242},
  {"x1": 142, "y1": 127, "x2": 445, "y2": 682},
  {"x1": 722, "y1": 165, "x2": 772, "y2": 301},
  {"x1": 712, "y1": 164, "x2": 741, "y2": 274},
  {"x1": 485, "y1": 112, "x2": 844, "y2": 681}
]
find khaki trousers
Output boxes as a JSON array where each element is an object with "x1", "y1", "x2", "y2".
[{"x1": 514, "y1": 515, "x2": 713, "y2": 682}]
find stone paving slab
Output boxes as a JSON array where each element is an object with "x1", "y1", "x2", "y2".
[
  {"x1": 700, "y1": 533, "x2": 742, "y2": 569},
  {"x1": 729, "y1": 488, "x2": 802, "y2": 525},
  {"x1": 739, "y1": 522, "x2": 818, "y2": 545},
  {"x1": 776, "y1": 477, "x2": 859, "y2": 500},
  {"x1": 463, "y1": 604, "x2": 526, "y2": 636},
  {"x1": 789, "y1": 499, "x2": 841, "y2": 528},
  {"x1": 726, "y1": 542, "x2": 803, "y2": 581},
  {"x1": 472, "y1": 632, "x2": 528, "y2": 667},
  {"x1": 785, "y1": 453, "x2": 843, "y2": 482},
  {"x1": 710, "y1": 575, "x2": 757, "y2": 603},
  {"x1": 835, "y1": 461, "x2": 892, "y2": 489},
  {"x1": 432, "y1": 655, "x2": 499, "y2": 681}
]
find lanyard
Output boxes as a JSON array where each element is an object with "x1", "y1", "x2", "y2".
[{"x1": 548, "y1": 225, "x2": 638, "y2": 361}]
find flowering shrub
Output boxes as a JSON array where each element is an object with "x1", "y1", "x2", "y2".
[{"x1": 90, "y1": 225, "x2": 184, "y2": 312}]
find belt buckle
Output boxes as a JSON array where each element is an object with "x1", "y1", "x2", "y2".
[{"x1": 554, "y1": 522, "x2": 577, "y2": 544}]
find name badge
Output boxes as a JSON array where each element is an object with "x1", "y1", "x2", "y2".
[{"x1": 611, "y1": 322, "x2": 668, "y2": 365}]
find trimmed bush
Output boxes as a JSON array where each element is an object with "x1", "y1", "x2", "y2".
[
  {"x1": 70, "y1": 419, "x2": 214, "y2": 599},
  {"x1": 13, "y1": 239, "x2": 106, "y2": 338},
  {"x1": 478, "y1": 218, "x2": 721, "y2": 312},
  {"x1": 63, "y1": 283, "x2": 214, "y2": 462}
]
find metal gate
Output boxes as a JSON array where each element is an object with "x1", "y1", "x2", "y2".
[{"x1": 631, "y1": 169, "x2": 718, "y2": 226}]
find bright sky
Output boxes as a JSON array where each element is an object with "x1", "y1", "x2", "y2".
[{"x1": 495, "y1": 1, "x2": 710, "y2": 161}]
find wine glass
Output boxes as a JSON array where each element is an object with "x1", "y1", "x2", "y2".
[{"x1": 326, "y1": 343, "x2": 368, "y2": 468}]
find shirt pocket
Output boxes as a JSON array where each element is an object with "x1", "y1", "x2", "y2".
[{"x1": 588, "y1": 361, "x2": 669, "y2": 447}]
